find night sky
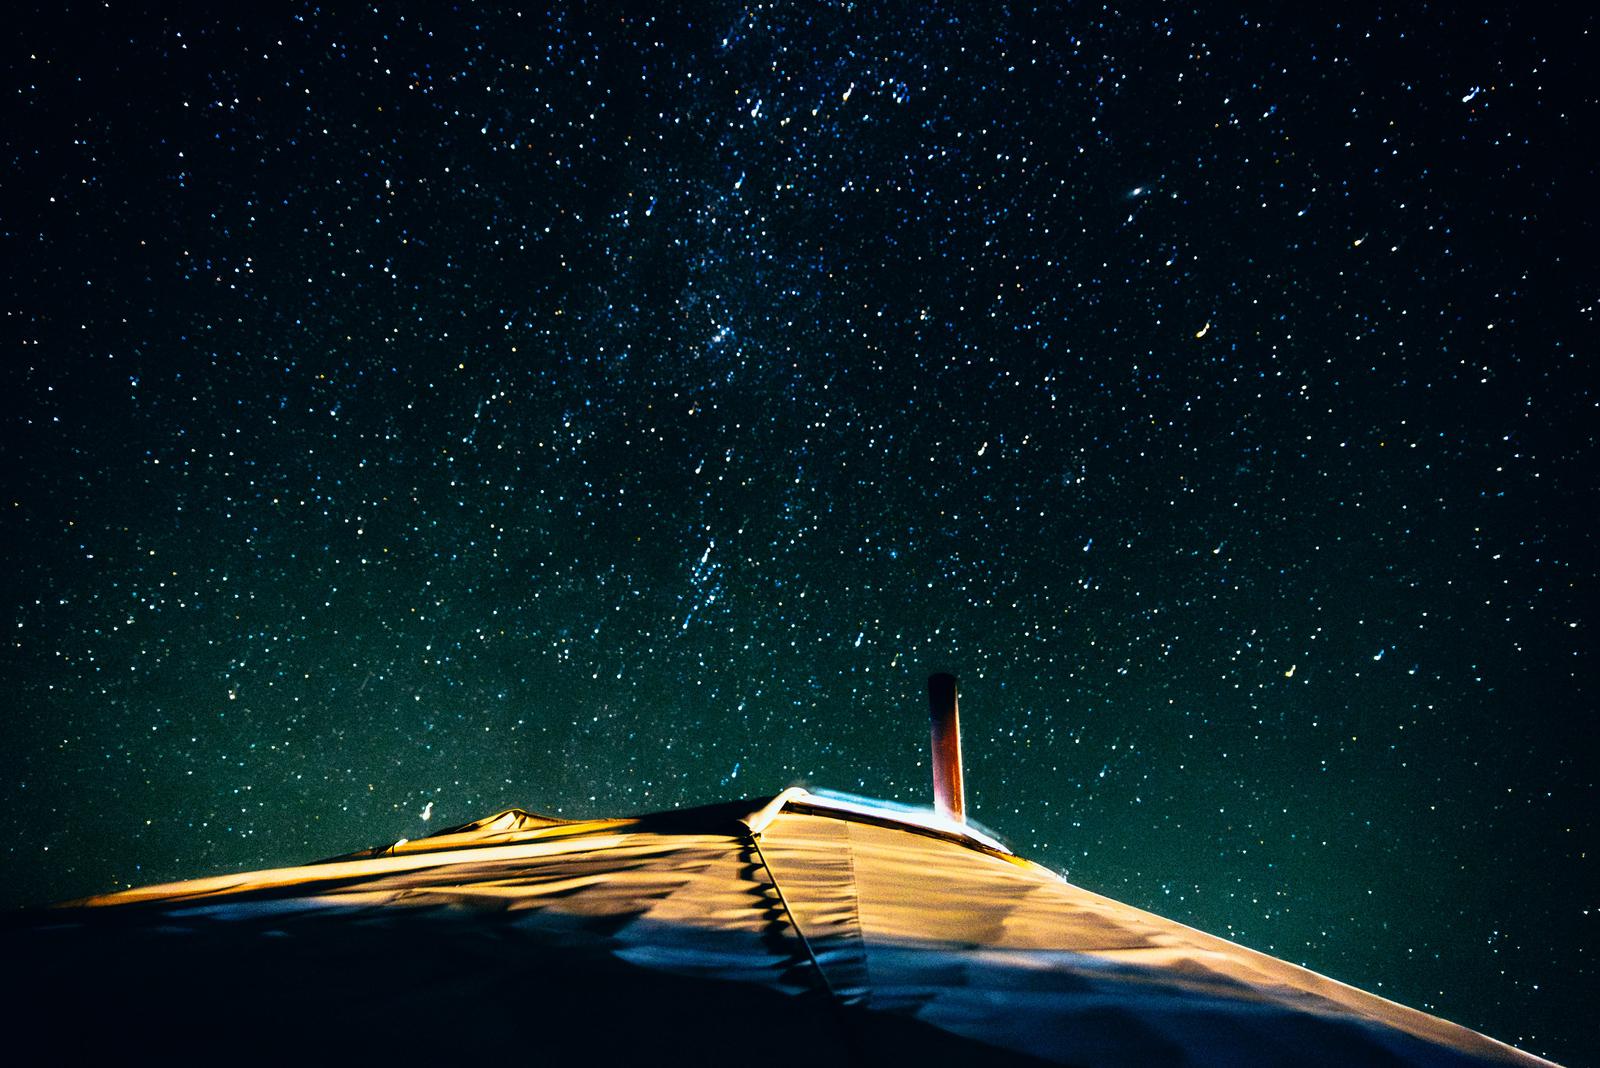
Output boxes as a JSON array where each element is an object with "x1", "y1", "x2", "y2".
[{"x1": 3, "y1": 4, "x2": 1594, "y2": 1063}]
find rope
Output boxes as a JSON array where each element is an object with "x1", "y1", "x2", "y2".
[{"x1": 746, "y1": 830, "x2": 840, "y2": 1003}]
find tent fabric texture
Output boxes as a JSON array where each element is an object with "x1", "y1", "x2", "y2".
[{"x1": 5, "y1": 789, "x2": 1554, "y2": 1065}]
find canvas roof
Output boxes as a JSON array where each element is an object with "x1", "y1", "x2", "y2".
[{"x1": 5, "y1": 788, "x2": 1554, "y2": 1065}]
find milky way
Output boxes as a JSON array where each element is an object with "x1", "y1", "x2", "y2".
[{"x1": 3, "y1": 6, "x2": 1593, "y2": 1062}]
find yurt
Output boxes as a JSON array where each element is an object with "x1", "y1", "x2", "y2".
[{"x1": 4, "y1": 676, "x2": 1554, "y2": 1065}]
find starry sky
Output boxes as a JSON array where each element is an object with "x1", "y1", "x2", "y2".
[{"x1": 3, "y1": 4, "x2": 1594, "y2": 1063}]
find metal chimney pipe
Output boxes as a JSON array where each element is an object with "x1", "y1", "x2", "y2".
[{"x1": 927, "y1": 673, "x2": 965, "y2": 823}]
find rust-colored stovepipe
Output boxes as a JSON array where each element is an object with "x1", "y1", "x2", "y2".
[{"x1": 927, "y1": 672, "x2": 965, "y2": 823}]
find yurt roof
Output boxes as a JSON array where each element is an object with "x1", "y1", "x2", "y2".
[{"x1": 8, "y1": 786, "x2": 1554, "y2": 1066}]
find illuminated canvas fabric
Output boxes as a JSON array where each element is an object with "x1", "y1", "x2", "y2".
[{"x1": 6, "y1": 790, "x2": 1552, "y2": 1065}]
